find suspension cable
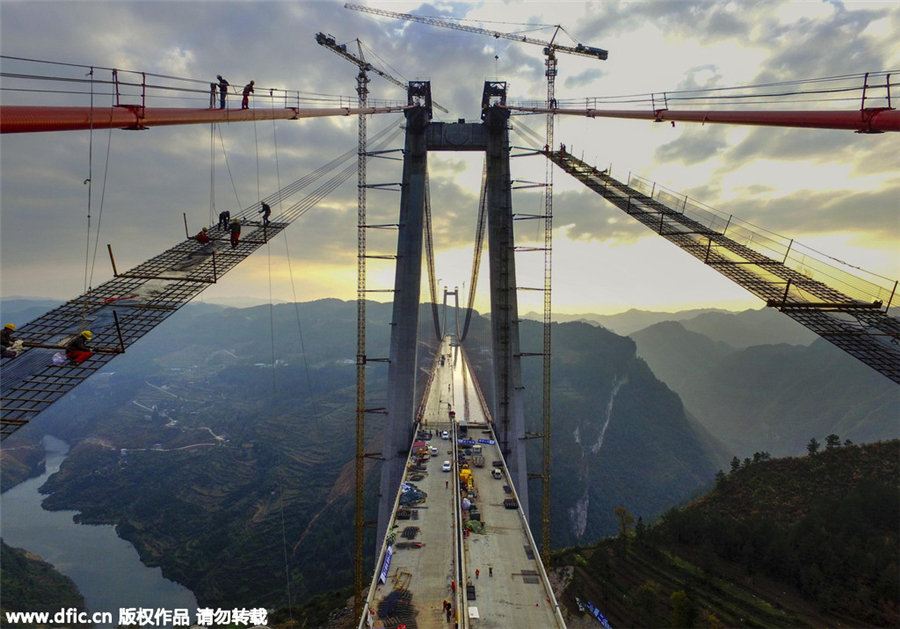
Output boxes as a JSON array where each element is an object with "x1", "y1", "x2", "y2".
[
  {"x1": 86, "y1": 116, "x2": 114, "y2": 296},
  {"x1": 209, "y1": 123, "x2": 216, "y2": 227},
  {"x1": 260, "y1": 101, "x2": 295, "y2": 623},
  {"x1": 459, "y1": 161, "x2": 488, "y2": 342},
  {"x1": 81, "y1": 67, "x2": 95, "y2": 318},
  {"x1": 423, "y1": 173, "x2": 442, "y2": 340},
  {"x1": 216, "y1": 125, "x2": 243, "y2": 214},
  {"x1": 253, "y1": 112, "x2": 260, "y2": 206}
]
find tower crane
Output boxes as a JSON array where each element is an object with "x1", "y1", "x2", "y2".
[
  {"x1": 315, "y1": 32, "x2": 450, "y2": 114},
  {"x1": 344, "y1": 4, "x2": 608, "y2": 61},
  {"x1": 345, "y1": 3, "x2": 609, "y2": 568},
  {"x1": 316, "y1": 31, "x2": 453, "y2": 619}
]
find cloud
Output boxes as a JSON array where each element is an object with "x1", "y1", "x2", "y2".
[
  {"x1": 723, "y1": 126, "x2": 896, "y2": 174},
  {"x1": 655, "y1": 125, "x2": 730, "y2": 166},
  {"x1": 1, "y1": 0, "x2": 896, "y2": 308},
  {"x1": 675, "y1": 65, "x2": 725, "y2": 92},
  {"x1": 710, "y1": 182, "x2": 900, "y2": 241},
  {"x1": 578, "y1": 1, "x2": 752, "y2": 44},
  {"x1": 563, "y1": 68, "x2": 606, "y2": 90},
  {"x1": 553, "y1": 189, "x2": 648, "y2": 244}
]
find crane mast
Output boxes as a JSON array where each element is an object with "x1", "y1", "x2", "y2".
[
  {"x1": 353, "y1": 41, "x2": 369, "y2": 621},
  {"x1": 315, "y1": 32, "x2": 450, "y2": 114},
  {"x1": 541, "y1": 42, "x2": 556, "y2": 569}
]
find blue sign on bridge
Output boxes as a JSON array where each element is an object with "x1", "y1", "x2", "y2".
[
  {"x1": 378, "y1": 546, "x2": 393, "y2": 584},
  {"x1": 585, "y1": 600, "x2": 611, "y2": 628}
]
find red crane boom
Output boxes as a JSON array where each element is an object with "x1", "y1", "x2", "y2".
[
  {"x1": 0, "y1": 103, "x2": 410, "y2": 134},
  {"x1": 505, "y1": 104, "x2": 900, "y2": 133}
]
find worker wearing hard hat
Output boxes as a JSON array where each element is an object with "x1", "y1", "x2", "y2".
[
  {"x1": 1, "y1": 323, "x2": 18, "y2": 358},
  {"x1": 229, "y1": 218, "x2": 242, "y2": 249},
  {"x1": 1, "y1": 323, "x2": 14, "y2": 348},
  {"x1": 259, "y1": 202, "x2": 271, "y2": 226},
  {"x1": 193, "y1": 227, "x2": 211, "y2": 244},
  {"x1": 66, "y1": 330, "x2": 93, "y2": 364},
  {"x1": 241, "y1": 80, "x2": 255, "y2": 109}
]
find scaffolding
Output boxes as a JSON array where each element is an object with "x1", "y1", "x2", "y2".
[
  {"x1": 551, "y1": 151, "x2": 900, "y2": 384},
  {"x1": 0, "y1": 220, "x2": 286, "y2": 439}
]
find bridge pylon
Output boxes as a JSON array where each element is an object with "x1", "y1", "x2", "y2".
[
  {"x1": 377, "y1": 81, "x2": 531, "y2": 546},
  {"x1": 377, "y1": 83, "x2": 433, "y2": 547}
]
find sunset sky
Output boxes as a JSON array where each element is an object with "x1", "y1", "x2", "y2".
[{"x1": 1, "y1": 0, "x2": 897, "y2": 316}]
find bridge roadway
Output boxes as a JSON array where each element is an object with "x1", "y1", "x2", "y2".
[{"x1": 360, "y1": 337, "x2": 566, "y2": 629}]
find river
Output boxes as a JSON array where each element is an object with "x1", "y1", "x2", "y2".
[{"x1": 1, "y1": 436, "x2": 197, "y2": 626}]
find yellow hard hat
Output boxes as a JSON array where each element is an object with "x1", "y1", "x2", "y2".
[
  {"x1": 4, "y1": 323, "x2": 14, "y2": 331},
  {"x1": 81, "y1": 330, "x2": 92, "y2": 340},
  {"x1": 233, "y1": 218, "x2": 239, "y2": 222},
  {"x1": 202, "y1": 227, "x2": 208, "y2": 232}
]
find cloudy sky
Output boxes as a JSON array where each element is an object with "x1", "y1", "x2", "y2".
[{"x1": 1, "y1": 0, "x2": 898, "y2": 316}]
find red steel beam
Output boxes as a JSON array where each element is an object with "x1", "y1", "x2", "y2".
[
  {"x1": 0, "y1": 104, "x2": 411, "y2": 134},
  {"x1": 505, "y1": 106, "x2": 900, "y2": 133}
]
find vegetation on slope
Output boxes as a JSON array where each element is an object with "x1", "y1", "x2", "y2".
[
  {"x1": 632, "y1": 316, "x2": 899, "y2": 458},
  {"x1": 0, "y1": 435, "x2": 45, "y2": 493},
  {"x1": 554, "y1": 439, "x2": 899, "y2": 628},
  {"x1": 0, "y1": 540, "x2": 86, "y2": 627}
]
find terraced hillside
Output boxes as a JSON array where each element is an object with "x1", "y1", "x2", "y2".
[{"x1": 554, "y1": 439, "x2": 899, "y2": 628}]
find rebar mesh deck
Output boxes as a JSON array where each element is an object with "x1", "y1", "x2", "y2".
[
  {"x1": 0, "y1": 221, "x2": 287, "y2": 439},
  {"x1": 552, "y1": 152, "x2": 900, "y2": 384}
]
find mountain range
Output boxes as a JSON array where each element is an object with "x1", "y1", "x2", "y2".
[
  {"x1": 1, "y1": 298, "x2": 896, "y2": 609},
  {"x1": 554, "y1": 439, "x2": 900, "y2": 628},
  {"x1": 523, "y1": 305, "x2": 817, "y2": 345},
  {"x1": 630, "y1": 313, "x2": 898, "y2": 457},
  {"x1": 1, "y1": 298, "x2": 727, "y2": 607}
]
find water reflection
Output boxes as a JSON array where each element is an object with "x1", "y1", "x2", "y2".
[{"x1": 1, "y1": 436, "x2": 197, "y2": 627}]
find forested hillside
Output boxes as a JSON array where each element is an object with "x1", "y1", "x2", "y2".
[
  {"x1": 465, "y1": 316, "x2": 729, "y2": 547},
  {"x1": 3, "y1": 299, "x2": 728, "y2": 608},
  {"x1": 0, "y1": 541, "x2": 86, "y2": 626},
  {"x1": 632, "y1": 320, "x2": 899, "y2": 457},
  {"x1": 555, "y1": 439, "x2": 900, "y2": 628}
]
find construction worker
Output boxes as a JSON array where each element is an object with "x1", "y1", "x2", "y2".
[
  {"x1": 66, "y1": 331, "x2": 93, "y2": 364},
  {"x1": 241, "y1": 80, "x2": 255, "y2": 109},
  {"x1": 218, "y1": 210, "x2": 231, "y2": 230},
  {"x1": 192, "y1": 227, "x2": 211, "y2": 244},
  {"x1": 1, "y1": 323, "x2": 14, "y2": 348},
  {"x1": 1, "y1": 323, "x2": 17, "y2": 357},
  {"x1": 217, "y1": 75, "x2": 229, "y2": 109},
  {"x1": 230, "y1": 218, "x2": 242, "y2": 249},
  {"x1": 259, "y1": 202, "x2": 271, "y2": 226}
]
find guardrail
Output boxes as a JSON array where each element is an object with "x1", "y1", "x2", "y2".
[{"x1": 628, "y1": 173, "x2": 898, "y2": 314}]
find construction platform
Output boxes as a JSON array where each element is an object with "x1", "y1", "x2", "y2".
[
  {"x1": 551, "y1": 151, "x2": 900, "y2": 384},
  {"x1": 0, "y1": 220, "x2": 286, "y2": 439},
  {"x1": 360, "y1": 337, "x2": 565, "y2": 629}
]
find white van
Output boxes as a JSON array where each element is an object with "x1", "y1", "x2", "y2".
[{"x1": 472, "y1": 445, "x2": 482, "y2": 454}]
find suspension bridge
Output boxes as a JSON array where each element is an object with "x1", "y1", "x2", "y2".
[{"x1": 0, "y1": 23, "x2": 898, "y2": 628}]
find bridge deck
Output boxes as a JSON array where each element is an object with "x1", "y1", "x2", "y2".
[{"x1": 361, "y1": 337, "x2": 565, "y2": 629}]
